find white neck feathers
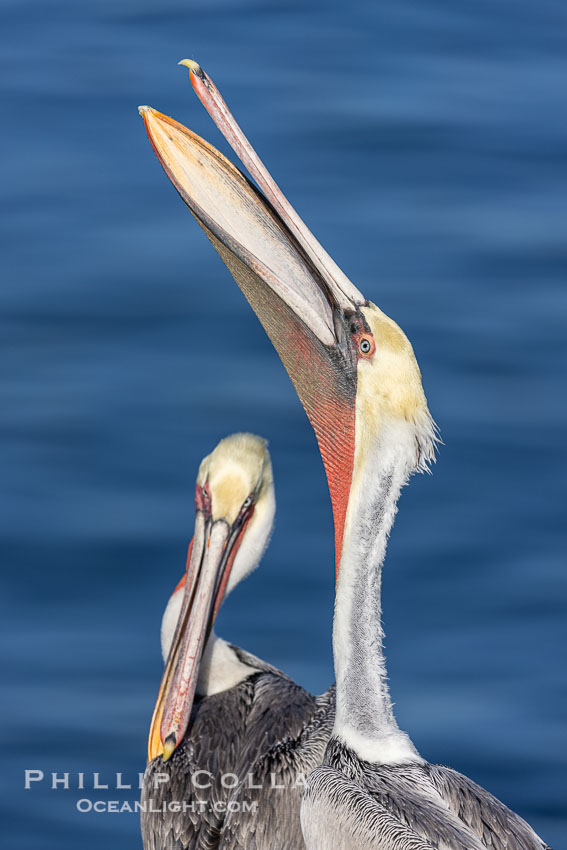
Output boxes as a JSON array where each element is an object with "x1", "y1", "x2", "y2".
[
  {"x1": 332, "y1": 421, "x2": 423, "y2": 765},
  {"x1": 196, "y1": 632, "x2": 257, "y2": 696}
]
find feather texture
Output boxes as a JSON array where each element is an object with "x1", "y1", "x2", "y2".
[
  {"x1": 301, "y1": 739, "x2": 551, "y2": 850},
  {"x1": 141, "y1": 647, "x2": 334, "y2": 850}
]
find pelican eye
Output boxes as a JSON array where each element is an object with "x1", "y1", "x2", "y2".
[
  {"x1": 359, "y1": 337, "x2": 372, "y2": 355},
  {"x1": 235, "y1": 495, "x2": 254, "y2": 528}
]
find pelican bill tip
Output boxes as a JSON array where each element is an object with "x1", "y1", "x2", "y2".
[
  {"x1": 162, "y1": 735, "x2": 177, "y2": 762},
  {"x1": 178, "y1": 59, "x2": 202, "y2": 77},
  {"x1": 138, "y1": 105, "x2": 153, "y2": 118}
]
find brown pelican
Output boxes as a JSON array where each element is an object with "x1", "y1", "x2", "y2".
[
  {"x1": 138, "y1": 61, "x2": 551, "y2": 849},
  {"x1": 141, "y1": 432, "x2": 334, "y2": 850}
]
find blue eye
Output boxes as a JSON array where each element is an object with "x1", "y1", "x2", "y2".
[{"x1": 359, "y1": 338, "x2": 371, "y2": 354}]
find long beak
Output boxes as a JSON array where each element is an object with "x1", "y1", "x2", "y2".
[
  {"x1": 177, "y1": 60, "x2": 364, "y2": 313},
  {"x1": 139, "y1": 67, "x2": 365, "y2": 564},
  {"x1": 148, "y1": 507, "x2": 250, "y2": 762}
]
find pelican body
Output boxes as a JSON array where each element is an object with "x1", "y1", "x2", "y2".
[
  {"x1": 141, "y1": 434, "x2": 334, "y2": 850},
  {"x1": 140, "y1": 63, "x2": 551, "y2": 849}
]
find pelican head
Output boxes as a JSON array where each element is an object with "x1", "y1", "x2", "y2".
[
  {"x1": 140, "y1": 63, "x2": 436, "y2": 570},
  {"x1": 149, "y1": 433, "x2": 275, "y2": 762}
]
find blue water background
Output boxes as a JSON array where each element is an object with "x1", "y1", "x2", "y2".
[{"x1": 1, "y1": 0, "x2": 566, "y2": 846}]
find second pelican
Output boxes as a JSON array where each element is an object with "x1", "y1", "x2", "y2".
[{"x1": 141, "y1": 433, "x2": 334, "y2": 850}]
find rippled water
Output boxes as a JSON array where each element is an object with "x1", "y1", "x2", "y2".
[{"x1": 2, "y1": 0, "x2": 566, "y2": 846}]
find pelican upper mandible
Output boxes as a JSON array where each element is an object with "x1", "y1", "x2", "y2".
[
  {"x1": 141, "y1": 433, "x2": 335, "y2": 850},
  {"x1": 139, "y1": 62, "x2": 550, "y2": 850}
]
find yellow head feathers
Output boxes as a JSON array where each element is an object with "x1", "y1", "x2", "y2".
[
  {"x1": 197, "y1": 433, "x2": 273, "y2": 524},
  {"x1": 355, "y1": 303, "x2": 438, "y2": 473}
]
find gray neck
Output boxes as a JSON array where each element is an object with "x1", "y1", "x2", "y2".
[{"x1": 332, "y1": 431, "x2": 422, "y2": 763}]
